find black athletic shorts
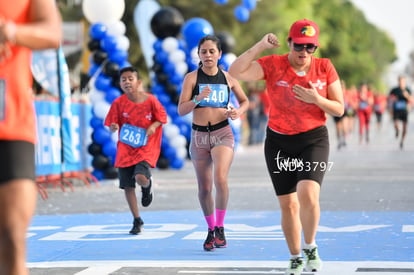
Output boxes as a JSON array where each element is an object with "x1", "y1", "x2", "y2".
[
  {"x1": 118, "y1": 161, "x2": 151, "y2": 189},
  {"x1": 264, "y1": 126, "x2": 330, "y2": 196},
  {"x1": 393, "y1": 110, "x2": 408, "y2": 122},
  {"x1": 0, "y1": 140, "x2": 35, "y2": 183}
]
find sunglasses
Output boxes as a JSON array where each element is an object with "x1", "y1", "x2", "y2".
[{"x1": 293, "y1": 43, "x2": 318, "y2": 53}]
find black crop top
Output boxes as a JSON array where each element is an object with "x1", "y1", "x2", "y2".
[{"x1": 191, "y1": 68, "x2": 230, "y2": 109}]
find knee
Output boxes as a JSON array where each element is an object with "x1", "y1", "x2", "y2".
[
  {"x1": 279, "y1": 198, "x2": 300, "y2": 214},
  {"x1": 214, "y1": 178, "x2": 228, "y2": 193},
  {"x1": 134, "y1": 174, "x2": 148, "y2": 186},
  {"x1": 198, "y1": 186, "x2": 213, "y2": 200}
]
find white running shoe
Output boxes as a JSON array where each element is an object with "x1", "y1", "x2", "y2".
[
  {"x1": 303, "y1": 246, "x2": 322, "y2": 272},
  {"x1": 285, "y1": 257, "x2": 304, "y2": 275}
]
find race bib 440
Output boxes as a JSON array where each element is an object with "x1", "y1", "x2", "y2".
[
  {"x1": 120, "y1": 123, "x2": 148, "y2": 148},
  {"x1": 198, "y1": 84, "x2": 229, "y2": 108}
]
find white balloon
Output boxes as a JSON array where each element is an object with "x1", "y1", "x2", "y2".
[
  {"x1": 107, "y1": 20, "x2": 126, "y2": 36},
  {"x1": 163, "y1": 124, "x2": 180, "y2": 139},
  {"x1": 116, "y1": 35, "x2": 130, "y2": 51},
  {"x1": 170, "y1": 135, "x2": 187, "y2": 148},
  {"x1": 190, "y1": 47, "x2": 199, "y2": 60},
  {"x1": 176, "y1": 147, "x2": 188, "y2": 160},
  {"x1": 175, "y1": 61, "x2": 188, "y2": 76},
  {"x1": 93, "y1": 100, "x2": 111, "y2": 119},
  {"x1": 223, "y1": 53, "x2": 237, "y2": 65},
  {"x1": 182, "y1": 113, "x2": 193, "y2": 124},
  {"x1": 88, "y1": 88, "x2": 105, "y2": 103},
  {"x1": 82, "y1": 0, "x2": 125, "y2": 24},
  {"x1": 169, "y1": 49, "x2": 186, "y2": 63},
  {"x1": 111, "y1": 131, "x2": 119, "y2": 143},
  {"x1": 161, "y1": 37, "x2": 179, "y2": 53}
]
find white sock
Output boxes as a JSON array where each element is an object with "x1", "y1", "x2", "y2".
[
  {"x1": 303, "y1": 242, "x2": 317, "y2": 249},
  {"x1": 290, "y1": 253, "x2": 302, "y2": 259}
]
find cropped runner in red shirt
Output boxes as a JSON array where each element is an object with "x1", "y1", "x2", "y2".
[
  {"x1": 0, "y1": 1, "x2": 61, "y2": 274},
  {"x1": 105, "y1": 66, "x2": 167, "y2": 235},
  {"x1": 229, "y1": 19, "x2": 344, "y2": 275}
]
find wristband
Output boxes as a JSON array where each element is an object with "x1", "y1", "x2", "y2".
[
  {"x1": 4, "y1": 21, "x2": 16, "y2": 44},
  {"x1": 192, "y1": 95, "x2": 201, "y2": 105}
]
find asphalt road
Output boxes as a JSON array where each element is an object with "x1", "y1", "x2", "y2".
[
  {"x1": 30, "y1": 112, "x2": 414, "y2": 275},
  {"x1": 35, "y1": 112, "x2": 414, "y2": 215}
]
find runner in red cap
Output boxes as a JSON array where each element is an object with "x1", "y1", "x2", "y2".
[{"x1": 229, "y1": 19, "x2": 344, "y2": 275}]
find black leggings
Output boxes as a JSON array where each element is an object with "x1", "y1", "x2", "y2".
[{"x1": 264, "y1": 126, "x2": 329, "y2": 196}]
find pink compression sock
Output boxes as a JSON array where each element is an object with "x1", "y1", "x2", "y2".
[
  {"x1": 215, "y1": 209, "x2": 226, "y2": 227},
  {"x1": 204, "y1": 214, "x2": 215, "y2": 230}
]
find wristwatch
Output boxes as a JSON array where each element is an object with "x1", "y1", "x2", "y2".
[{"x1": 192, "y1": 95, "x2": 201, "y2": 105}]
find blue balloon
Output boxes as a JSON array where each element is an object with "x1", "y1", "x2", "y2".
[
  {"x1": 153, "y1": 39, "x2": 163, "y2": 52},
  {"x1": 164, "y1": 145, "x2": 177, "y2": 160},
  {"x1": 119, "y1": 60, "x2": 131, "y2": 69},
  {"x1": 234, "y1": 5, "x2": 250, "y2": 22},
  {"x1": 102, "y1": 140, "x2": 117, "y2": 159},
  {"x1": 166, "y1": 104, "x2": 178, "y2": 118},
  {"x1": 178, "y1": 39, "x2": 187, "y2": 51},
  {"x1": 95, "y1": 74, "x2": 112, "y2": 91},
  {"x1": 170, "y1": 73, "x2": 183, "y2": 86},
  {"x1": 101, "y1": 35, "x2": 118, "y2": 53},
  {"x1": 92, "y1": 169, "x2": 105, "y2": 181},
  {"x1": 242, "y1": 0, "x2": 257, "y2": 10},
  {"x1": 163, "y1": 61, "x2": 176, "y2": 76},
  {"x1": 151, "y1": 83, "x2": 165, "y2": 95},
  {"x1": 157, "y1": 93, "x2": 171, "y2": 106},
  {"x1": 161, "y1": 136, "x2": 169, "y2": 150},
  {"x1": 170, "y1": 157, "x2": 184, "y2": 169},
  {"x1": 181, "y1": 18, "x2": 214, "y2": 50},
  {"x1": 108, "y1": 49, "x2": 128, "y2": 65},
  {"x1": 155, "y1": 50, "x2": 169, "y2": 65},
  {"x1": 90, "y1": 116, "x2": 103, "y2": 130},
  {"x1": 88, "y1": 63, "x2": 100, "y2": 76},
  {"x1": 176, "y1": 120, "x2": 191, "y2": 140},
  {"x1": 105, "y1": 87, "x2": 121, "y2": 103},
  {"x1": 89, "y1": 23, "x2": 107, "y2": 40},
  {"x1": 93, "y1": 127, "x2": 112, "y2": 145}
]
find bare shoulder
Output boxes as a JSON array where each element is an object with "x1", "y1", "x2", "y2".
[{"x1": 222, "y1": 70, "x2": 239, "y2": 88}]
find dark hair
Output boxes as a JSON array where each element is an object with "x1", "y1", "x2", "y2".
[
  {"x1": 197, "y1": 35, "x2": 222, "y2": 67},
  {"x1": 197, "y1": 34, "x2": 222, "y2": 53},
  {"x1": 119, "y1": 66, "x2": 140, "y2": 79}
]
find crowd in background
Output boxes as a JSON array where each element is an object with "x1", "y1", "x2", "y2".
[{"x1": 241, "y1": 76, "x2": 413, "y2": 150}]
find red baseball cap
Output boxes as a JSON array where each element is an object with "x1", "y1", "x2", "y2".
[{"x1": 288, "y1": 19, "x2": 320, "y2": 46}]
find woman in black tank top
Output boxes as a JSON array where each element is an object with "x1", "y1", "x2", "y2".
[{"x1": 177, "y1": 35, "x2": 249, "y2": 251}]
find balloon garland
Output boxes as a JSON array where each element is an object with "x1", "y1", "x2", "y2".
[
  {"x1": 83, "y1": 0, "x2": 129, "y2": 180},
  {"x1": 82, "y1": 1, "x2": 248, "y2": 176},
  {"x1": 148, "y1": 7, "x2": 244, "y2": 165}
]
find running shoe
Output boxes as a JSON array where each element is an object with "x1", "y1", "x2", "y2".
[
  {"x1": 203, "y1": 228, "x2": 215, "y2": 251},
  {"x1": 285, "y1": 257, "x2": 304, "y2": 275},
  {"x1": 214, "y1": 226, "x2": 227, "y2": 248},
  {"x1": 141, "y1": 178, "x2": 153, "y2": 207},
  {"x1": 303, "y1": 246, "x2": 322, "y2": 272},
  {"x1": 129, "y1": 217, "x2": 144, "y2": 235}
]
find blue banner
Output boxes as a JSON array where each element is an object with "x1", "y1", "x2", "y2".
[{"x1": 35, "y1": 100, "x2": 92, "y2": 176}]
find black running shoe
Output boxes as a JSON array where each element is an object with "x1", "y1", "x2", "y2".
[
  {"x1": 141, "y1": 178, "x2": 153, "y2": 207},
  {"x1": 203, "y1": 228, "x2": 215, "y2": 251},
  {"x1": 129, "y1": 217, "x2": 144, "y2": 235},
  {"x1": 214, "y1": 226, "x2": 227, "y2": 248}
]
